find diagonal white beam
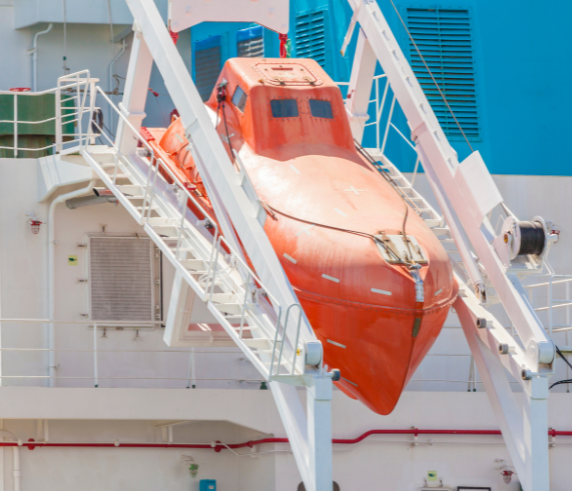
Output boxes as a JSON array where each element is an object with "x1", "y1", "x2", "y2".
[{"x1": 125, "y1": 0, "x2": 316, "y2": 346}]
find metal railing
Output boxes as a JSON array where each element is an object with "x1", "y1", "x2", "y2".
[
  {"x1": 336, "y1": 74, "x2": 422, "y2": 182},
  {"x1": 0, "y1": 318, "x2": 265, "y2": 389},
  {"x1": 0, "y1": 71, "x2": 97, "y2": 157},
  {"x1": 0, "y1": 315, "x2": 488, "y2": 390},
  {"x1": 0, "y1": 318, "x2": 498, "y2": 391},
  {"x1": 526, "y1": 275, "x2": 572, "y2": 337},
  {"x1": 81, "y1": 83, "x2": 305, "y2": 380}
]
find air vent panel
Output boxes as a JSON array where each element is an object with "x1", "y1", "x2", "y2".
[{"x1": 89, "y1": 237, "x2": 154, "y2": 322}]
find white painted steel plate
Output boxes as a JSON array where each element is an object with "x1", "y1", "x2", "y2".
[{"x1": 169, "y1": 0, "x2": 289, "y2": 34}]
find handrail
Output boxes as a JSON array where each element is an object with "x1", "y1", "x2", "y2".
[
  {"x1": 88, "y1": 86, "x2": 304, "y2": 375},
  {"x1": 525, "y1": 277, "x2": 572, "y2": 289},
  {"x1": 0, "y1": 71, "x2": 96, "y2": 156},
  {"x1": 92, "y1": 86, "x2": 287, "y2": 310}
]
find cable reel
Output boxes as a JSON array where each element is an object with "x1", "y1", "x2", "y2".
[{"x1": 495, "y1": 215, "x2": 559, "y2": 267}]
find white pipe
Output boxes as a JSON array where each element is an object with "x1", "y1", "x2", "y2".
[
  {"x1": 108, "y1": 39, "x2": 127, "y2": 133},
  {"x1": 110, "y1": 41, "x2": 126, "y2": 78},
  {"x1": 32, "y1": 24, "x2": 53, "y2": 92},
  {"x1": 12, "y1": 446, "x2": 19, "y2": 491},
  {"x1": 48, "y1": 178, "x2": 96, "y2": 387}
]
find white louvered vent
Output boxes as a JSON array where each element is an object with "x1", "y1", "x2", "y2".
[{"x1": 89, "y1": 237, "x2": 154, "y2": 322}]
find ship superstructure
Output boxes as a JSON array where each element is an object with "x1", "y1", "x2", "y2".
[{"x1": 0, "y1": 1, "x2": 570, "y2": 491}]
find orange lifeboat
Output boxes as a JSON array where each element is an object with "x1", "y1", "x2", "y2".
[{"x1": 142, "y1": 58, "x2": 458, "y2": 415}]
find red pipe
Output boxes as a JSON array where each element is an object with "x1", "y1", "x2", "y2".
[{"x1": 3, "y1": 428, "x2": 570, "y2": 452}]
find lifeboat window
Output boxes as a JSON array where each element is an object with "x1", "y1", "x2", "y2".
[
  {"x1": 270, "y1": 99, "x2": 299, "y2": 118},
  {"x1": 232, "y1": 85, "x2": 248, "y2": 112},
  {"x1": 309, "y1": 99, "x2": 333, "y2": 119}
]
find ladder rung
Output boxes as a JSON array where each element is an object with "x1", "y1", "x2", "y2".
[
  {"x1": 152, "y1": 225, "x2": 182, "y2": 230},
  {"x1": 243, "y1": 338, "x2": 273, "y2": 349},
  {"x1": 211, "y1": 293, "x2": 239, "y2": 303},
  {"x1": 180, "y1": 259, "x2": 208, "y2": 272},
  {"x1": 147, "y1": 217, "x2": 179, "y2": 226},
  {"x1": 424, "y1": 219, "x2": 443, "y2": 227},
  {"x1": 116, "y1": 185, "x2": 145, "y2": 194},
  {"x1": 110, "y1": 174, "x2": 130, "y2": 179}
]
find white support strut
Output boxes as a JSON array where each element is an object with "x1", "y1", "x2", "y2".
[
  {"x1": 344, "y1": 30, "x2": 377, "y2": 143},
  {"x1": 456, "y1": 294, "x2": 550, "y2": 490}
]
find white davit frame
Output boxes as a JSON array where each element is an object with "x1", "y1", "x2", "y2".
[{"x1": 52, "y1": 0, "x2": 559, "y2": 489}]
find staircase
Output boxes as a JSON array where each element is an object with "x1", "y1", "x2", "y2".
[
  {"x1": 367, "y1": 151, "x2": 476, "y2": 291},
  {"x1": 80, "y1": 144, "x2": 305, "y2": 384}
]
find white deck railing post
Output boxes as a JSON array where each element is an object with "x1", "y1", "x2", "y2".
[
  {"x1": 13, "y1": 94, "x2": 18, "y2": 157},
  {"x1": 93, "y1": 323, "x2": 99, "y2": 388}
]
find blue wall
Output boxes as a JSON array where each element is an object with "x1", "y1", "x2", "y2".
[
  {"x1": 188, "y1": 0, "x2": 572, "y2": 176},
  {"x1": 191, "y1": 22, "x2": 280, "y2": 66}
]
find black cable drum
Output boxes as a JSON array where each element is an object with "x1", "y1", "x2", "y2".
[{"x1": 518, "y1": 221, "x2": 545, "y2": 256}]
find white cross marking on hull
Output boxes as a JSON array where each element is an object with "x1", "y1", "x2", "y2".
[
  {"x1": 345, "y1": 185, "x2": 365, "y2": 195},
  {"x1": 296, "y1": 224, "x2": 315, "y2": 236}
]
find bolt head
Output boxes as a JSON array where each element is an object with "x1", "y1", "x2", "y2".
[{"x1": 499, "y1": 344, "x2": 509, "y2": 355}]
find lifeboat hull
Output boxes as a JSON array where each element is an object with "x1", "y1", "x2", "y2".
[{"x1": 144, "y1": 57, "x2": 458, "y2": 415}]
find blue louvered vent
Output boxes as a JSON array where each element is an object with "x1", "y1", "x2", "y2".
[
  {"x1": 237, "y1": 26, "x2": 264, "y2": 57},
  {"x1": 194, "y1": 35, "x2": 222, "y2": 102},
  {"x1": 295, "y1": 9, "x2": 327, "y2": 69},
  {"x1": 406, "y1": 8, "x2": 479, "y2": 139}
]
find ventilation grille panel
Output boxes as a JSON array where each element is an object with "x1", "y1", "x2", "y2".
[
  {"x1": 89, "y1": 237, "x2": 154, "y2": 322},
  {"x1": 194, "y1": 35, "x2": 222, "y2": 102},
  {"x1": 295, "y1": 9, "x2": 327, "y2": 68},
  {"x1": 406, "y1": 8, "x2": 479, "y2": 139},
  {"x1": 237, "y1": 26, "x2": 264, "y2": 57}
]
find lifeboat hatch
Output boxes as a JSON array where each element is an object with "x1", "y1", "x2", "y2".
[
  {"x1": 253, "y1": 62, "x2": 323, "y2": 86},
  {"x1": 375, "y1": 233, "x2": 428, "y2": 264}
]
